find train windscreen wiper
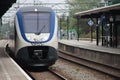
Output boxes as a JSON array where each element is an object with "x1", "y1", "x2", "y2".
[{"x1": 35, "y1": 25, "x2": 45, "y2": 35}]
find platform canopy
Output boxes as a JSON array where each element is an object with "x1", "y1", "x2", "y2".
[
  {"x1": 0, "y1": 0, "x2": 16, "y2": 18},
  {"x1": 74, "y1": 3, "x2": 120, "y2": 48},
  {"x1": 74, "y1": 3, "x2": 120, "y2": 18}
]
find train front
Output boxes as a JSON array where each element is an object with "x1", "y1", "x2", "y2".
[{"x1": 15, "y1": 6, "x2": 58, "y2": 67}]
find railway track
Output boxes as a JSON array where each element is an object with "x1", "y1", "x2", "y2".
[
  {"x1": 58, "y1": 49, "x2": 120, "y2": 79},
  {"x1": 49, "y1": 68, "x2": 67, "y2": 80},
  {"x1": 27, "y1": 68, "x2": 67, "y2": 80}
]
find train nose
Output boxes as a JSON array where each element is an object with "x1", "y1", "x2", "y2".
[{"x1": 16, "y1": 46, "x2": 58, "y2": 67}]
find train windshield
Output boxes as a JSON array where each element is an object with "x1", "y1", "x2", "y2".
[
  {"x1": 22, "y1": 12, "x2": 51, "y2": 42},
  {"x1": 23, "y1": 12, "x2": 50, "y2": 34}
]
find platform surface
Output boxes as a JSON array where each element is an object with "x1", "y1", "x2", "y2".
[
  {"x1": 0, "y1": 40, "x2": 31, "y2": 80},
  {"x1": 59, "y1": 40, "x2": 120, "y2": 55}
]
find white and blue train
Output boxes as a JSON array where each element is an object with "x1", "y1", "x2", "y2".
[{"x1": 6, "y1": 6, "x2": 58, "y2": 67}]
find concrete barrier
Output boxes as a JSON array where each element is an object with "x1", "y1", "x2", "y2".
[{"x1": 58, "y1": 42, "x2": 120, "y2": 69}]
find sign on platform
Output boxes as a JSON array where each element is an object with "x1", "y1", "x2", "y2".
[{"x1": 88, "y1": 19, "x2": 94, "y2": 27}]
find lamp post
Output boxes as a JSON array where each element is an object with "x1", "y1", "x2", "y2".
[
  {"x1": 59, "y1": 16, "x2": 62, "y2": 40},
  {"x1": 67, "y1": 16, "x2": 69, "y2": 40}
]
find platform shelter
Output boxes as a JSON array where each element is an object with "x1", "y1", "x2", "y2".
[{"x1": 74, "y1": 3, "x2": 120, "y2": 48}]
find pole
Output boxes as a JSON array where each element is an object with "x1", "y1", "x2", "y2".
[
  {"x1": 114, "y1": 16, "x2": 117, "y2": 47},
  {"x1": 18, "y1": 0, "x2": 20, "y2": 8},
  {"x1": 109, "y1": 16, "x2": 113, "y2": 47},
  {"x1": 96, "y1": 18, "x2": 99, "y2": 46},
  {"x1": 67, "y1": 16, "x2": 69, "y2": 40},
  {"x1": 77, "y1": 16, "x2": 80, "y2": 41},
  {"x1": 91, "y1": 25, "x2": 93, "y2": 42},
  {"x1": 102, "y1": 19, "x2": 104, "y2": 46},
  {"x1": 60, "y1": 17, "x2": 62, "y2": 39},
  {"x1": 34, "y1": 0, "x2": 35, "y2": 5}
]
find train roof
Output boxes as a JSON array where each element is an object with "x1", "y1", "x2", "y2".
[{"x1": 18, "y1": 6, "x2": 53, "y2": 12}]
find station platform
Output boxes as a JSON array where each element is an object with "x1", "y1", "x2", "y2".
[
  {"x1": 59, "y1": 40, "x2": 120, "y2": 55},
  {"x1": 59, "y1": 40, "x2": 120, "y2": 78},
  {"x1": 0, "y1": 40, "x2": 32, "y2": 80},
  {"x1": 58, "y1": 40, "x2": 120, "y2": 70}
]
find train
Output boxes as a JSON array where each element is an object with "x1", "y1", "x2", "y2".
[{"x1": 6, "y1": 6, "x2": 58, "y2": 67}]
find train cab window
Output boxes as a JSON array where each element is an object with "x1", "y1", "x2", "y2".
[
  {"x1": 23, "y1": 12, "x2": 50, "y2": 34},
  {"x1": 22, "y1": 12, "x2": 51, "y2": 42}
]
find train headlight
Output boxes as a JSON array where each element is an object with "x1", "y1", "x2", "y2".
[{"x1": 35, "y1": 8, "x2": 38, "y2": 12}]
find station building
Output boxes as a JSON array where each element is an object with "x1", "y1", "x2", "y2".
[{"x1": 74, "y1": 3, "x2": 120, "y2": 48}]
